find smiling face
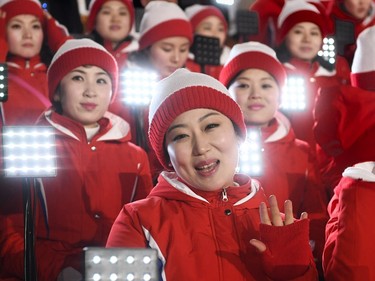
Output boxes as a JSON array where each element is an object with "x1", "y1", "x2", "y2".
[
  {"x1": 95, "y1": 0, "x2": 131, "y2": 46},
  {"x1": 6, "y1": 14, "x2": 44, "y2": 58},
  {"x1": 149, "y1": 36, "x2": 190, "y2": 78},
  {"x1": 195, "y1": 15, "x2": 226, "y2": 47},
  {"x1": 165, "y1": 108, "x2": 240, "y2": 191},
  {"x1": 54, "y1": 65, "x2": 112, "y2": 128},
  {"x1": 285, "y1": 22, "x2": 322, "y2": 62},
  {"x1": 229, "y1": 69, "x2": 280, "y2": 127}
]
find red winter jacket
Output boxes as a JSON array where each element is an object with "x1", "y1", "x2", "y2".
[
  {"x1": 107, "y1": 171, "x2": 318, "y2": 281},
  {"x1": 0, "y1": 110, "x2": 153, "y2": 281},
  {"x1": 281, "y1": 57, "x2": 350, "y2": 150},
  {"x1": 323, "y1": 162, "x2": 375, "y2": 281},
  {"x1": 251, "y1": 113, "x2": 328, "y2": 274}
]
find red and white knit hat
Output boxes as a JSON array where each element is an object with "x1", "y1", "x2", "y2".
[
  {"x1": 148, "y1": 68, "x2": 246, "y2": 169},
  {"x1": 0, "y1": 0, "x2": 43, "y2": 23},
  {"x1": 86, "y1": 0, "x2": 135, "y2": 33},
  {"x1": 47, "y1": 38, "x2": 118, "y2": 102},
  {"x1": 139, "y1": 1, "x2": 193, "y2": 50},
  {"x1": 276, "y1": 0, "x2": 328, "y2": 45},
  {"x1": 219, "y1": 41, "x2": 287, "y2": 88},
  {"x1": 185, "y1": 4, "x2": 227, "y2": 32},
  {"x1": 351, "y1": 25, "x2": 375, "y2": 91}
]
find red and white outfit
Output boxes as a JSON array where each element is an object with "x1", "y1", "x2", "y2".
[
  {"x1": 329, "y1": 0, "x2": 375, "y2": 66},
  {"x1": 323, "y1": 162, "x2": 375, "y2": 281},
  {"x1": 251, "y1": 112, "x2": 328, "y2": 266},
  {"x1": 107, "y1": 171, "x2": 318, "y2": 281},
  {"x1": 184, "y1": 4, "x2": 230, "y2": 80},
  {"x1": 314, "y1": 25, "x2": 375, "y2": 196},
  {"x1": 0, "y1": 110, "x2": 153, "y2": 281},
  {"x1": 0, "y1": 0, "x2": 70, "y2": 126}
]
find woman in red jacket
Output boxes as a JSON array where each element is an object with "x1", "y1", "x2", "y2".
[
  {"x1": 275, "y1": 0, "x2": 351, "y2": 150},
  {"x1": 106, "y1": 68, "x2": 318, "y2": 281},
  {"x1": 184, "y1": 4, "x2": 230, "y2": 80},
  {"x1": 0, "y1": 0, "x2": 70, "y2": 126},
  {"x1": 220, "y1": 41, "x2": 328, "y2": 279},
  {"x1": 0, "y1": 38, "x2": 153, "y2": 281}
]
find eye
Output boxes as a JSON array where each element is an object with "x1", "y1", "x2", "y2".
[
  {"x1": 261, "y1": 83, "x2": 273, "y2": 89},
  {"x1": 235, "y1": 82, "x2": 249, "y2": 89},
  {"x1": 205, "y1": 123, "x2": 219, "y2": 130},
  {"x1": 9, "y1": 23, "x2": 21, "y2": 29},
  {"x1": 119, "y1": 10, "x2": 128, "y2": 16},
  {"x1": 162, "y1": 47, "x2": 172, "y2": 52},
  {"x1": 71, "y1": 75, "x2": 84, "y2": 81},
  {"x1": 32, "y1": 23, "x2": 42, "y2": 30},
  {"x1": 172, "y1": 133, "x2": 188, "y2": 142}
]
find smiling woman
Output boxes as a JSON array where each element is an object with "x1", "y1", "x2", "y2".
[{"x1": 106, "y1": 68, "x2": 319, "y2": 281}]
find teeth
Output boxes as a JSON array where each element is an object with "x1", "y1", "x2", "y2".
[{"x1": 197, "y1": 162, "x2": 215, "y2": 171}]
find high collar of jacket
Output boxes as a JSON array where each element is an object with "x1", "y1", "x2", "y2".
[
  {"x1": 287, "y1": 58, "x2": 320, "y2": 74},
  {"x1": 149, "y1": 171, "x2": 265, "y2": 207},
  {"x1": 41, "y1": 109, "x2": 131, "y2": 142},
  {"x1": 247, "y1": 111, "x2": 294, "y2": 144},
  {"x1": 7, "y1": 54, "x2": 46, "y2": 71}
]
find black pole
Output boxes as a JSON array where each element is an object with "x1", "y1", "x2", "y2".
[{"x1": 22, "y1": 178, "x2": 37, "y2": 281}]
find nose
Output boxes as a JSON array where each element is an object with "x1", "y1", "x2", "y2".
[
  {"x1": 192, "y1": 133, "x2": 210, "y2": 156},
  {"x1": 23, "y1": 28, "x2": 32, "y2": 39},
  {"x1": 83, "y1": 83, "x2": 97, "y2": 98},
  {"x1": 248, "y1": 84, "x2": 260, "y2": 99},
  {"x1": 171, "y1": 50, "x2": 180, "y2": 64}
]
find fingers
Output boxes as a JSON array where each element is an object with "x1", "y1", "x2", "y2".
[
  {"x1": 259, "y1": 201, "x2": 271, "y2": 225},
  {"x1": 300, "y1": 212, "x2": 308, "y2": 220},
  {"x1": 284, "y1": 199, "x2": 294, "y2": 225},
  {"x1": 268, "y1": 195, "x2": 283, "y2": 226},
  {"x1": 249, "y1": 239, "x2": 267, "y2": 253}
]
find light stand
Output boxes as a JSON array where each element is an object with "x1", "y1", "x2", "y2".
[
  {"x1": 120, "y1": 69, "x2": 158, "y2": 151},
  {"x1": 190, "y1": 34, "x2": 221, "y2": 74},
  {"x1": 84, "y1": 247, "x2": 159, "y2": 281},
  {"x1": 2, "y1": 126, "x2": 57, "y2": 281},
  {"x1": 334, "y1": 19, "x2": 355, "y2": 57}
]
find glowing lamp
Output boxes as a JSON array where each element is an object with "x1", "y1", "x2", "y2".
[
  {"x1": 237, "y1": 128, "x2": 263, "y2": 176},
  {"x1": 280, "y1": 76, "x2": 307, "y2": 111},
  {"x1": 84, "y1": 247, "x2": 159, "y2": 281}
]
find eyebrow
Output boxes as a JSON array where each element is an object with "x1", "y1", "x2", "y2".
[
  {"x1": 71, "y1": 68, "x2": 109, "y2": 76},
  {"x1": 167, "y1": 111, "x2": 220, "y2": 134}
]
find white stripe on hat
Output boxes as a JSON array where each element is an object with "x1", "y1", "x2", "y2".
[
  {"x1": 352, "y1": 25, "x2": 375, "y2": 74},
  {"x1": 277, "y1": 0, "x2": 320, "y2": 28}
]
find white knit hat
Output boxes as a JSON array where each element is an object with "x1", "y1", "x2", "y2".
[
  {"x1": 148, "y1": 68, "x2": 246, "y2": 169},
  {"x1": 185, "y1": 4, "x2": 227, "y2": 32},
  {"x1": 139, "y1": 1, "x2": 193, "y2": 50},
  {"x1": 48, "y1": 38, "x2": 118, "y2": 101},
  {"x1": 351, "y1": 25, "x2": 375, "y2": 90},
  {"x1": 219, "y1": 41, "x2": 286, "y2": 88},
  {"x1": 277, "y1": 0, "x2": 327, "y2": 45}
]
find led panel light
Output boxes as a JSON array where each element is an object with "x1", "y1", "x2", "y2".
[
  {"x1": 2, "y1": 126, "x2": 57, "y2": 177},
  {"x1": 236, "y1": 10, "x2": 259, "y2": 36},
  {"x1": 280, "y1": 76, "x2": 307, "y2": 111},
  {"x1": 190, "y1": 35, "x2": 221, "y2": 66},
  {"x1": 84, "y1": 247, "x2": 159, "y2": 281},
  {"x1": 318, "y1": 37, "x2": 336, "y2": 65},
  {"x1": 0, "y1": 63, "x2": 8, "y2": 102},
  {"x1": 120, "y1": 69, "x2": 158, "y2": 106},
  {"x1": 237, "y1": 129, "x2": 263, "y2": 176}
]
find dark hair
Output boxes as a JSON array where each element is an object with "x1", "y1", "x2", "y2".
[{"x1": 89, "y1": 30, "x2": 133, "y2": 51}]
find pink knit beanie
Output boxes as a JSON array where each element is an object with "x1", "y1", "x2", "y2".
[
  {"x1": 219, "y1": 41, "x2": 286, "y2": 88},
  {"x1": 139, "y1": 1, "x2": 193, "y2": 50},
  {"x1": 351, "y1": 25, "x2": 375, "y2": 91},
  {"x1": 86, "y1": 0, "x2": 135, "y2": 33},
  {"x1": 47, "y1": 38, "x2": 118, "y2": 101},
  {"x1": 185, "y1": 4, "x2": 228, "y2": 32},
  {"x1": 277, "y1": 0, "x2": 328, "y2": 45},
  {"x1": 0, "y1": 0, "x2": 44, "y2": 23},
  {"x1": 149, "y1": 68, "x2": 246, "y2": 169}
]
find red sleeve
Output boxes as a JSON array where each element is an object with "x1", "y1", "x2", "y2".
[
  {"x1": 323, "y1": 177, "x2": 375, "y2": 281},
  {"x1": 259, "y1": 219, "x2": 318, "y2": 280},
  {"x1": 44, "y1": 16, "x2": 71, "y2": 52}
]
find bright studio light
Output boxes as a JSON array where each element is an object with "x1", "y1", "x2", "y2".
[
  {"x1": 84, "y1": 247, "x2": 159, "y2": 281},
  {"x1": 237, "y1": 129, "x2": 263, "y2": 176},
  {"x1": 2, "y1": 126, "x2": 57, "y2": 177},
  {"x1": 0, "y1": 63, "x2": 8, "y2": 102},
  {"x1": 318, "y1": 37, "x2": 336, "y2": 65},
  {"x1": 216, "y1": 0, "x2": 234, "y2": 5},
  {"x1": 120, "y1": 69, "x2": 158, "y2": 106},
  {"x1": 280, "y1": 76, "x2": 307, "y2": 111}
]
